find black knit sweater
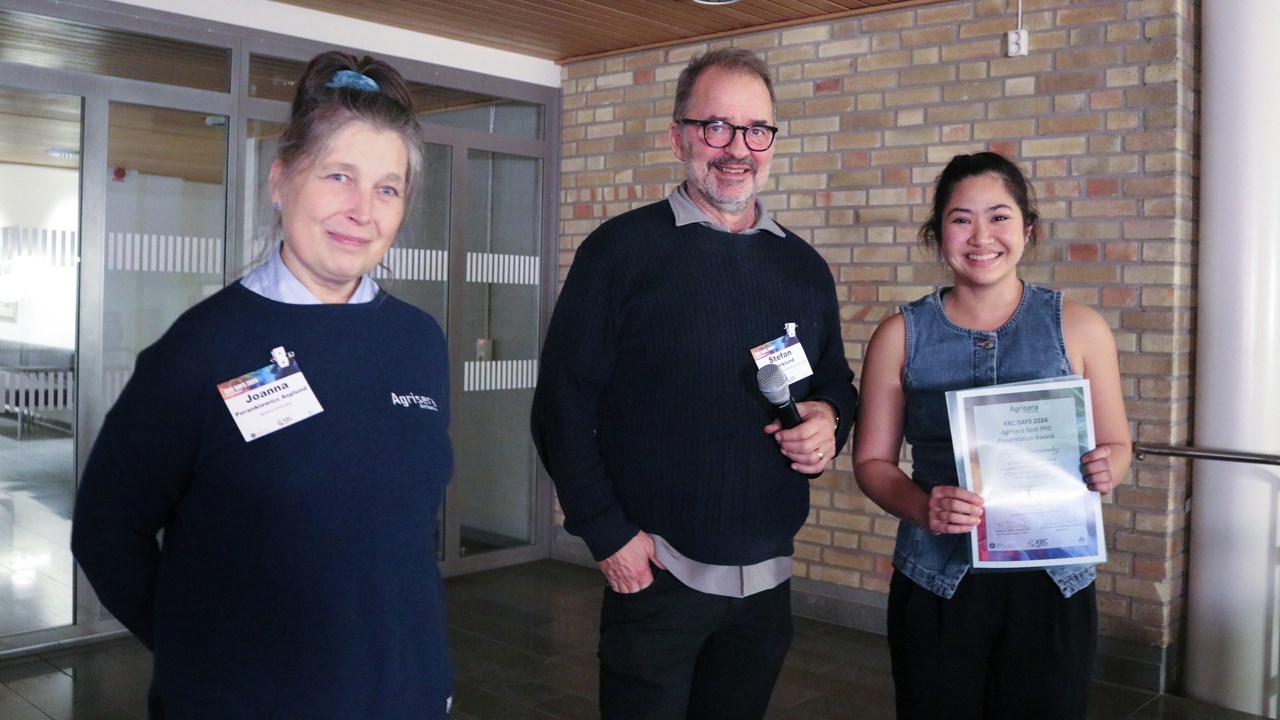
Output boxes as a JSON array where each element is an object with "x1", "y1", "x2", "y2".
[
  {"x1": 73, "y1": 284, "x2": 453, "y2": 719},
  {"x1": 531, "y1": 200, "x2": 856, "y2": 566}
]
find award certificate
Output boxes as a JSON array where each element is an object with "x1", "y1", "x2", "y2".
[{"x1": 946, "y1": 377, "x2": 1106, "y2": 569}]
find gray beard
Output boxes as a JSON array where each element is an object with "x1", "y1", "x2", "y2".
[{"x1": 685, "y1": 173, "x2": 755, "y2": 217}]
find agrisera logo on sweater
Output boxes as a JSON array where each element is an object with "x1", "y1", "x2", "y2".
[{"x1": 390, "y1": 392, "x2": 439, "y2": 411}]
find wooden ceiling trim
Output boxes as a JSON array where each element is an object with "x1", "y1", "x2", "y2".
[
  {"x1": 349, "y1": 0, "x2": 757, "y2": 40},
  {"x1": 767, "y1": 0, "x2": 873, "y2": 11},
  {"x1": 499, "y1": 0, "x2": 739, "y2": 34},
  {"x1": 279, "y1": 0, "x2": 948, "y2": 62},
  {"x1": 589, "y1": 0, "x2": 793, "y2": 27},
  {"x1": 559, "y1": 0, "x2": 947, "y2": 64}
]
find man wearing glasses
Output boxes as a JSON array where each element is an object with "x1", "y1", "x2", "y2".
[{"x1": 532, "y1": 48, "x2": 856, "y2": 720}]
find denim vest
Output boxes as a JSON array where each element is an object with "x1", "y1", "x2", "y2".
[{"x1": 895, "y1": 283, "x2": 1096, "y2": 598}]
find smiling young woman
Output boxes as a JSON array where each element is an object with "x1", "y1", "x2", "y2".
[{"x1": 852, "y1": 152, "x2": 1131, "y2": 720}]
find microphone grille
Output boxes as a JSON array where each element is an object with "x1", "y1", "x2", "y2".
[{"x1": 756, "y1": 363, "x2": 791, "y2": 404}]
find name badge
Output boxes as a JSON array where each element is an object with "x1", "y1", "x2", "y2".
[
  {"x1": 217, "y1": 347, "x2": 324, "y2": 442},
  {"x1": 750, "y1": 323, "x2": 814, "y2": 384}
]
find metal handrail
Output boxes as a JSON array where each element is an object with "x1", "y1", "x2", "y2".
[{"x1": 1133, "y1": 442, "x2": 1280, "y2": 467}]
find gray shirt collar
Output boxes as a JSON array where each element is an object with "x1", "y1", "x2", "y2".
[{"x1": 668, "y1": 184, "x2": 785, "y2": 237}]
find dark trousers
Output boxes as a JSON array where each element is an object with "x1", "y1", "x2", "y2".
[
  {"x1": 598, "y1": 569, "x2": 793, "y2": 720},
  {"x1": 887, "y1": 569, "x2": 1097, "y2": 720}
]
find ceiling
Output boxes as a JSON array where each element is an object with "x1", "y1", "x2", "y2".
[{"x1": 277, "y1": 0, "x2": 949, "y2": 63}]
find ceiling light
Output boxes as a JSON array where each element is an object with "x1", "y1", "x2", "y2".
[{"x1": 691, "y1": 0, "x2": 741, "y2": 4}]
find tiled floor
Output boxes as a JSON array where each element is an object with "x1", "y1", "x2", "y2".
[
  {"x1": 0, "y1": 559, "x2": 1269, "y2": 720},
  {"x1": 0, "y1": 416, "x2": 76, "y2": 638}
]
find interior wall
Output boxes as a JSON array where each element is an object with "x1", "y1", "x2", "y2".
[
  {"x1": 0, "y1": 164, "x2": 78, "y2": 231},
  {"x1": 105, "y1": 169, "x2": 224, "y2": 239},
  {"x1": 0, "y1": 164, "x2": 79, "y2": 349}
]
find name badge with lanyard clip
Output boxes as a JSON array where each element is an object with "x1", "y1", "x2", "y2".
[
  {"x1": 217, "y1": 346, "x2": 324, "y2": 442},
  {"x1": 749, "y1": 322, "x2": 814, "y2": 384}
]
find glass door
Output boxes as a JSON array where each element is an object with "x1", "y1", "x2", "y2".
[
  {"x1": 0, "y1": 1, "x2": 235, "y2": 653},
  {"x1": 100, "y1": 102, "x2": 227, "y2": 411},
  {"x1": 0, "y1": 86, "x2": 81, "y2": 637},
  {"x1": 453, "y1": 149, "x2": 542, "y2": 558}
]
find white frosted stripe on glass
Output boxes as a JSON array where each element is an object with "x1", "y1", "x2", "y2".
[
  {"x1": 0, "y1": 227, "x2": 79, "y2": 267},
  {"x1": 462, "y1": 359, "x2": 539, "y2": 392},
  {"x1": 464, "y1": 252, "x2": 540, "y2": 285},
  {"x1": 370, "y1": 248, "x2": 448, "y2": 282},
  {"x1": 105, "y1": 233, "x2": 223, "y2": 273}
]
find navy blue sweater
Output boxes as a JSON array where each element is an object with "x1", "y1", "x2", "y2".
[
  {"x1": 531, "y1": 201, "x2": 857, "y2": 566},
  {"x1": 73, "y1": 283, "x2": 453, "y2": 719}
]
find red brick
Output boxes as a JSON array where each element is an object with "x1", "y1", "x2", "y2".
[
  {"x1": 1067, "y1": 243, "x2": 1101, "y2": 262},
  {"x1": 816, "y1": 77, "x2": 841, "y2": 94}
]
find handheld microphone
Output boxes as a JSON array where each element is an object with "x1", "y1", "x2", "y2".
[{"x1": 756, "y1": 363, "x2": 802, "y2": 429}]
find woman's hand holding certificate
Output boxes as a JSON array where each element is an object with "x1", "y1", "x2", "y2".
[
  {"x1": 926, "y1": 484, "x2": 983, "y2": 536},
  {"x1": 1079, "y1": 444, "x2": 1118, "y2": 495}
]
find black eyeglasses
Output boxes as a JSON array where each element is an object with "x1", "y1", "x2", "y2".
[{"x1": 677, "y1": 118, "x2": 779, "y2": 152}]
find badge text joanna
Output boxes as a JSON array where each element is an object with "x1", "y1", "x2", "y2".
[{"x1": 218, "y1": 358, "x2": 324, "y2": 442}]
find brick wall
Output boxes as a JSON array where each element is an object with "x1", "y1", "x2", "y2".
[{"x1": 557, "y1": 0, "x2": 1197, "y2": 674}]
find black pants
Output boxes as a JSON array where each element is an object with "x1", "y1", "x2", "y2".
[
  {"x1": 887, "y1": 569, "x2": 1097, "y2": 720},
  {"x1": 598, "y1": 569, "x2": 793, "y2": 720}
]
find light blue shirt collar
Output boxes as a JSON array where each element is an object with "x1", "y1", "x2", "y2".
[
  {"x1": 239, "y1": 245, "x2": 380, "y2": 304},
  {"x1": 668, "y1": 184, "x2": 785, "y2": 237}
]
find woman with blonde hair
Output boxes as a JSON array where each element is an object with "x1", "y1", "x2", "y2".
[{"x1": 74, "y1": 51, "x2": 453, "y2": 719}]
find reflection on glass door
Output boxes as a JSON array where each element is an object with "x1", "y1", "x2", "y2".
[
  {"x1": 0, "y1": 86, "x2": 81, "y2": 637},
  {"x1": 455, "y1": 150, "x2": 541, "y2": 557},
  {"x1": 101, "y1": 103, "x2": 227, "y2": 409},
  {"x1": 241, "y1": 119, "x2": 286, "y2": 275}
]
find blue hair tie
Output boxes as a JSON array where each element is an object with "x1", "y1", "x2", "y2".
[{"x1": 327, "y1": 70, "x2": 379, "y2": 92}]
